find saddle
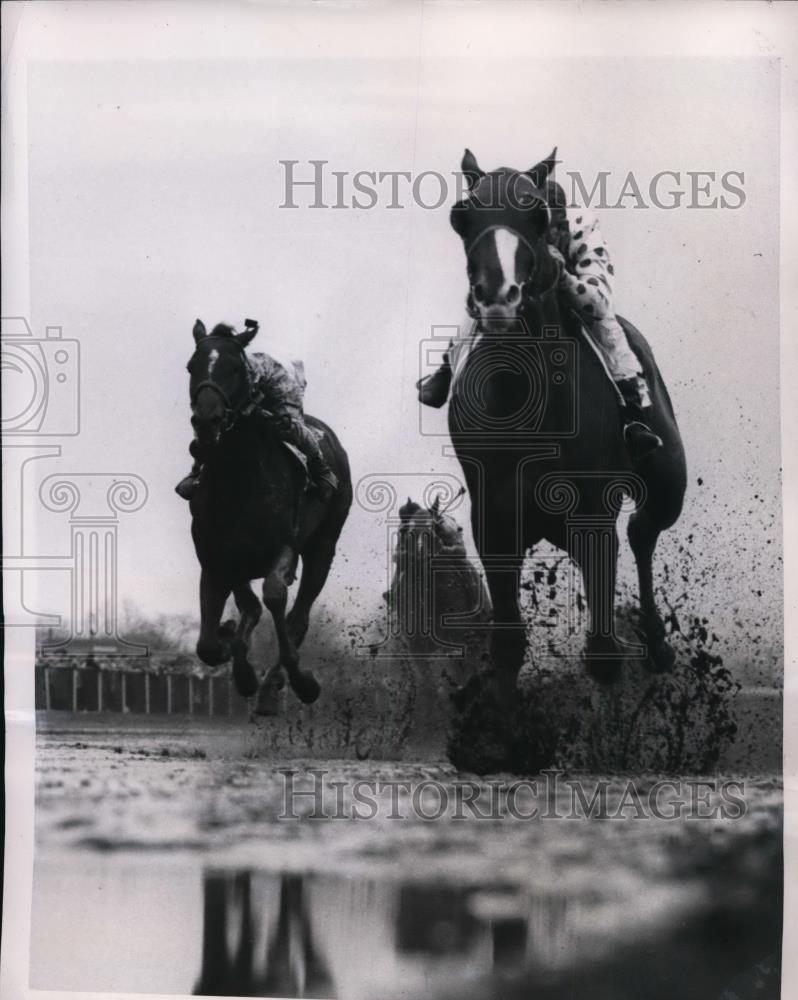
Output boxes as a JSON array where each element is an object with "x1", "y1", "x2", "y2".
[{"x1": 252, "y1": 405, "x2": 327, "y2": 486}]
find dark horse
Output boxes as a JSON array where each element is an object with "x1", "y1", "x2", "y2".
[
  {"x1": 186, "y1": 320, "x2": 352, "y2": 713},
  {"x1": 447, "y1": 151, "x2": 687, "y2": 702}
]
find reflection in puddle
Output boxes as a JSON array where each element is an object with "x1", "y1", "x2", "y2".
[
  {"x1": 196, "y1": 873, "x2": 335, "y2": 998},
  {"x1": 31, "y1": 854, "x2": 781, "y2": 999},
  {"x1": 193, "y1": 871, "x2": 569, "y2": 998}
]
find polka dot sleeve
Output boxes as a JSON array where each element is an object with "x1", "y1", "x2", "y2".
[{"x1": 558, "y1": 208, "x2": 616, "y2": 321}]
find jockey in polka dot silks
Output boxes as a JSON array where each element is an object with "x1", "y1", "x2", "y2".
[
  {"x1": 176, "y1": 319, "x2": 339, "y2": 501},
  {"x1": 418, "y1": 151, "x2": 663, "y2": 463}
]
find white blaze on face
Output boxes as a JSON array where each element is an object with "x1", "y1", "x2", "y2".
[
  {"x1": 493, "y1": 228, "x2": 520, "y2": 299},
  {"x1": 208, "y1": 348, "x2": 219, "y2": 376}
]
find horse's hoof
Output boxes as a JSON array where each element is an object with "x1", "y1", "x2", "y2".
[
  {"x1": 584, "y1": 657, "x2": 623, "y2": 686},
  {"x1": 234, "y1": 670, "x2": 259, "y2": 699},
  {"x1": 291, "y1": 670, "x2": 321, "y2": 705},
  {"x1": 582, "y1": 636, "x2": 623, "y2": 685},
  {"x1": 231, "y1": 647, "x2": 259, "y2": 698},
  {"x1": 253, "y1": 668, "x2": 286, "y2": 715},
  {"x1": 197, "y1": 639, "x2": 231, "y2": 667},
  {"x1": 644, "y1": 637, "x2": 676, "y2": 674},
  {"x1": 253, "y1": 685, "x2": 285, "y2": 717}
]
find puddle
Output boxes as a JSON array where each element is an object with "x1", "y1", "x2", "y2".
[
  {"x1": 31, "y1": 722, "x2": 783, "y2": 998},
  {"x1": 31, "y1": 836, "x2": 781, "y2": 999}
]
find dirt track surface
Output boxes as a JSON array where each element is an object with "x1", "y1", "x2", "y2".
[{"x1": 33, "y1": 714, "x2": 782, "y2": 998}]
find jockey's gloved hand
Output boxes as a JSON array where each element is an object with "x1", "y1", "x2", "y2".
[{"x1": 547, "y1": 245, "x2": 567, "y2": 280}]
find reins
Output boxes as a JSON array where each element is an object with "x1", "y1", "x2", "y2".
[{"x1": 189, "y1": 335, "x2": 269, "y2": 433}]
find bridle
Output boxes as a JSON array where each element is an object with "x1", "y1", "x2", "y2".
[
  {"x1": 189, "y1": 335, "x2": 268, "y2": 434},
  {"x1": 464, "y1": 221, "x2": 560, "y2": 317}
]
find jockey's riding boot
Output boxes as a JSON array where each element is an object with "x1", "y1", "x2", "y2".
[
  {"x1": 417, "y1": 356, "x2": 452, "y2": 408},
  {"x1": 280, "y1": 415, "x2": 339, "y2": 501},
  {"x1": 175, "y1": 461, "x2": 203, "y2": 500},
  {"x1": 617, "y1": 376, "x2": 664, "y2": 464}
]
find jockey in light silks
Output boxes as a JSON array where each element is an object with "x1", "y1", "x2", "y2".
[
  {"x1": 418, "y1": 157, "x2": 663, "y2": 464},
  {"x1": 176, "y1": 319, "x2": 339, "y2": 501}
]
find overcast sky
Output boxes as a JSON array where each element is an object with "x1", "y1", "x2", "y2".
[{"x1": 5, "y1": 4, "x2": 782, "y2": 679}]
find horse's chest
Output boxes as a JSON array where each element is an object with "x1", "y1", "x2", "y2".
[
  {"x1": 191, "y1": 489, "x2": 294, "y2": 577},
  {"x1": 451, "y1": 338, "x2": 581, "y2": 436}
]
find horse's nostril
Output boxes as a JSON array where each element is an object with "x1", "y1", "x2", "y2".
[
  {"x1": 192, "y1": 413, "x2": 223, "y2": 439},
  {"x1": 506, "y1": 284, "x2": 521, "y2": 305},
  {"x1": 473, "y1": 283, "x2": 485, "y2": 304}
]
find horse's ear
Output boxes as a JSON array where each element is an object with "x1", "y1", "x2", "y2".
[
  {"x1": 450, "y1": 200, "x2": 469, "y2": 239},
  {"x1": 461, "y1": 148, "x2": 485, "y2": 190},
  {"x1": 193, "y1": 319, "x2": 207, "y2": 343},
  {"x1": 526, "y1": 146, "x2": 558, "y2": 188},
  {"x1": 431, "y1": 495, "x2": 441, "y2": 518},
  {"x1": 235, "y1": 319, "x2": 259, "y2": 348}
]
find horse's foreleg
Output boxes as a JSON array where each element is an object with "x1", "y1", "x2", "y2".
[
  {"x1": 483, "y1": 556, "x2": 526, "y2": 671},
  {"x1": 570, "y1": 525, "x2": 624, "y2": 684},
  {"x1": 257, "y1": 547, "x2": 321, "y2": 712},
  {"x1": 197, "y1": 570, "x2": 232, "y2": 666},
  {"x1": 628, "y1": 509, "x2": 675, "y2": 673},
  {"x1": 472, "y1": 487, "x2": 527, "y2": 703},
  {"x1": 476, "y1": 554, "x2": 525, "y2": 723},
  {"x1": 230, "y1": 584, "x2": 262, "y2": 697},
  {"x1": 286, "y1": 534, "x2": 338, "y2": 648},
  {"x1": 254, "y1": 548, "x2": 295, "y2": 716}
]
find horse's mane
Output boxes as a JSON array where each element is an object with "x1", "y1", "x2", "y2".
[{"x1": 209, "y1": 323, "x2": 236, "y2": 338}]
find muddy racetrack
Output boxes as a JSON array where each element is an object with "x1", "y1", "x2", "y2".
[{"x1": 32, "y1": 712, "x2": 782, "y2": 999}]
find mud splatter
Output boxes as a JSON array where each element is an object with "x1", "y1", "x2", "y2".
[{"x1": 448, "y1": 563, "x2": 743, "y2": 775}]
